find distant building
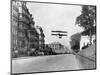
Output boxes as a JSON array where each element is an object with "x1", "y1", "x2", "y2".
[{"x1": 47, "y1": 42, "x2": 67, "y2": 53}]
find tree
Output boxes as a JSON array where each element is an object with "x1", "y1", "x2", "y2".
[
  {"x1": 75, "y1": 5, "x2": 96, "y2": 45},
  {"x1": 70, "y1": 33, "x2": 81, "y2": 53}
]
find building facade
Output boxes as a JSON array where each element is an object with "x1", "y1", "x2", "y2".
[
  {"x1": 11, "y1": 1, "x2": 39, "y2": 57},
  {"x1": 70, "y1": 33, "x2": 96, "y2": 51},
  {"x1": 80, "y1": 35, "x2": 96, "y2": 50},
  {"x1": 27, "y1": 20, "x2": 39, "y2": 52},
  {"x1": 11, "y1": 1, "x2": 19, "y2": 53},
  {"x1": 36, "y1": 26, "x2": 45, "y2": 51},
  {"x1": 47, "y1": 42, "x2": 67, "y2": 53}
]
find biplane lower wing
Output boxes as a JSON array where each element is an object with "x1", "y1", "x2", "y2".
[{"x1": 52, "y1": 30, "x2": 67, "y2": 33}]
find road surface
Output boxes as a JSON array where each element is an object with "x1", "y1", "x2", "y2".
[{"x1": 12, "y1": 54, "x2": 96, "y2": 74}]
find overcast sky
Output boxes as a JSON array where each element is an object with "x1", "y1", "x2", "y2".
[{"x1": 27, "y1": 2, "x2": 84, "y2": 48}]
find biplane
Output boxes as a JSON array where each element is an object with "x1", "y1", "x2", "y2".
[{"x1": 51, "y1": 30, "x2": 67, "y2": 38}]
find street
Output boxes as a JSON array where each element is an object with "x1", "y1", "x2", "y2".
[{"x1": 12, "y1": 53, "x2": 96, "y2": 74}]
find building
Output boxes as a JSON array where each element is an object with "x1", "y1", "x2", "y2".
[
  {"x1": 15, "y1": 1, "x2": 31, "y2": 53},
  {"x1": 27, "y1": 18, "x2": 39, "y2": 52},
  {"x1": 70, "y1": 33, "x2": 96, "y2": 52},
  {"x1": 80, "y1": 35, "x2": 96, "y2": 50},
  {"x1": 36, "y1": 26, "x2": 45, "y2": 51},
  {"x1": 11, "y1": 1, "x2": 19, "y2": 53},
  {"x1": 80, "y1": 26, "x2": 96, "y2": 50},
  {"x1": 11, "y1": 1, "x2": 39, "y2": 57},
  {"x1": 47, "y1": 42, "x2": 67, "y2": 53}
]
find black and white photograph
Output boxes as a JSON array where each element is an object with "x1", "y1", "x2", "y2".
[{"x1": 11, "y1": 0, "x2": 96, "y2": 74}]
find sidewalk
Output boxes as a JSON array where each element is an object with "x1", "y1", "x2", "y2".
[{"x1": 78, "y1": 44, "x2": 96, "y2": 61}]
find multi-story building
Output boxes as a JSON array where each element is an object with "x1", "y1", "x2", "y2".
[
  {"x1": 36, "y1": 26, "x2": 45, "y2": 51},
  {"x1": 11, "y1": 1, "x2": 39, "y2": 57},
  {"x1": 11, "y1": 1, "x2": 19, "y2": 53},
  {"x1": 27, "y1": 17, "x2": 39, "y2": 52},
  {"x1": 16, "y1": 1, "x2": 31, "y2": 52}
]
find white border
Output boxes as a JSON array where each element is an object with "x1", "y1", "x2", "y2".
[{"x1": 0, "y1": 0, "x2": 99, "y2": 75}]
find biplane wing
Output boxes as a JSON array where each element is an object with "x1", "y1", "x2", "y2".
[
  {"x1": 52, "y1": 30, "x2": 67, "y2": 33},
  {"x1": 51, "y1": 34, "x2": 67, "y2": 36},
  {"x1": 59, "y1": 34, "x2": 67, "y2": 36},
  {"x1": 51, "y1": 30, "x2": 67, "y2": 38},
  {"x1": 51, "y1": 34, "x2": 58, "y2": 36}
]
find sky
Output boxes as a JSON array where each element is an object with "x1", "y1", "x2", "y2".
[{"x1": 27, "y1": 2, "x2": 84, "y2": 48}]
